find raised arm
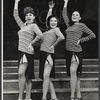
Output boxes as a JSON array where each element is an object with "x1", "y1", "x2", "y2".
[
  {"x1": 62, "y1": 0, "x2": 70, "y2": 27},
  {"x1": 13, "y1": 0, "x2": 24, "y2": 28},
  {"x1": 46, "y1": 0, "x2": 55, "y2": 28}
]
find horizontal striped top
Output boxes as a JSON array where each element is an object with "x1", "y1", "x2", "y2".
[
  {"x1": 40, "y1": 8, "x2": 64, "y2": 53},
  {"x1": 62, "y1": 7, "x2": 96, "y2": 52},
  {"x1": 40, "y1": 27, "x2": 65, "y2": 53},
  {"x1": 13, "y1": 9, "x2": 43, "y2": 54}
]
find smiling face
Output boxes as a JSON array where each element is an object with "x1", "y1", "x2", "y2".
[
  {"x1": 25, "y1": 13, "x2": 35, "y2": 24},
  {"x1": 71, "y1": 11, "x2": 81, "y2": 23},
  {"x1": 49, "y1": 17, "x2": 58, "y2": 28}
]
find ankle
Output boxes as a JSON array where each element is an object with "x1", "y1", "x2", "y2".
[
  {"x1": 42, "y1": 97, "x2": 47, "y2": 100},
  {"x1": 18, "y1": 98, "x2": 24, "y2": 100},
  {"x1": 70, "y1": 97, "x2": 75, "y2": 100},
  {"x1": 50, "y1": 97, "x2": 58, "y2": 100}
]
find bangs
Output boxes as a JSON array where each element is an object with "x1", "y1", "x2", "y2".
[{"x1": 24, "y1": 7, "x2": 35, "y2": 16}]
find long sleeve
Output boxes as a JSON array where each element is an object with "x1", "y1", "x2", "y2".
[
  {"x1": 62, "y1": 7, "x2": 70, "y2": 28},
  {"x1": 80, "y1": 24, "x2": 96, "y2": 43},
  {"x1": 13, "y1": 9, "x2": 24, "y2": 28},
  {"x1": 31, "y1": 24, "x2": 43, "y2": 44},
  {"x1": 46, "y1": 8, "x2": 53, "y2": 28},
  {"x1": 53, "y1": 28, "x2": 65, "y2": 47}
]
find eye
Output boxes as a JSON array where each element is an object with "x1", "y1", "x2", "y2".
[
  {"x1": 30, "y1": 14, "x2": 33, "y2": 16},
  {"x1": 54, "y1": 20, "x2": 57, "y2": 22},
  {"x1": 25, "y1": 14, "x2": 28, "y2": 17},
  {"x1": 76, "y1": 14, "x2": 78, "y2": 16}
]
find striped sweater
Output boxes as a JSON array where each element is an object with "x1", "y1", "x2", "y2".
[
  {"x1": 13, "y1": 9, "x2": 43, "y2": 54},
  {"x1": 40, "y1": 27, "x2": 64, "y2": 53},
  {"x1": 62, "y1": 7, "x2": 96, "y2": 52},
  {"x1": 40, "y1": 8, "x2": 65, "y2": 53}
]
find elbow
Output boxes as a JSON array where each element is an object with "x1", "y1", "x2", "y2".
[
  {"x1": 92, "y1": 34, "x2": 96, "y2": 39},
  {"x1": 62, "y1": 36, "x2": 65, "y2": 40},
  {"x1": 60, "y1": 36, "x2": 65, "y2": 41},
  {"x1": 94, "y1": 34, "x2": 96, "y2": 38},
  {"x1": 13, "y1": 13, "x2": 15, "y2": 17},
  {"x1": 13, "y1": 11, "x2": 16, "y2": 17},
  {"x1": 39, "y1": 34, "x2": 43, "y2": 39}
]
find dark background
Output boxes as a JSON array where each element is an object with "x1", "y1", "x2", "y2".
[{"x1": 3, "y1": 0, "x2": 98, "y2": 60}]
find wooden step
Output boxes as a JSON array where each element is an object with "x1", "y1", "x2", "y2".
[
  {"x1": 3, "y1": 65, "x2": 98, "y2": 73},
  {"x1": 3, "y1": 78, "x2": 98, "y2": 90},
  {"x1": 3, "y1": 71, "x2": 98, "y2": 79},
  {"x1": 3, "y1": 59, "x2": 98, "y2": 66},
  {"x1": 3, "y1": 88, "x2": 98, "y2": 100}
]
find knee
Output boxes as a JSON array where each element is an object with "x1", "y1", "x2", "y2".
[
  {"x1": 18, "y1": 71, "x2": 25, "y2": 78},
  {"x1": 43, "y1": 73, "x2": 49, "y2": 80},
  {"x1": 26, "y1": 79, "x2": 32, "y2": 84},
  {"x1": 70, "y1": 67, "x2": 77, "y2": 76}
]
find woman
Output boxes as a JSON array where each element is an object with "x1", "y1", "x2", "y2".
[
  {"x1": 62, "y1": 0, "x2": 96, "y2": 100},
  {"x1": 39, "y1": 1, "x2": 65, "y2": 100},
  {"x1": 13, "y1": 0, "x2": 43, "y2": 100}
]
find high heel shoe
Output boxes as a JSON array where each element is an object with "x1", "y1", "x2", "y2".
[
  {"x1": 18, "y1": 98, "x2": 23, "y2": 100},
  {"x1": 76, "y1": 98, "x2": 83, "y2": 100},
  {"x1": 50, "y1": 98, "x2": 58, "y2": 100},
  {"x1": 42, "y1": 98, "x2": 47, "y2": 100},
  {"x1": 70, "y1": 97, "x2": 75, "y2": 100}
]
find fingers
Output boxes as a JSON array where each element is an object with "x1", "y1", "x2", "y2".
[
  {"x1": 15, "y1": 0, "x2": 20, "y2": 2},
  {"x1": 49, "y1": 45, "x2": 54, "y2": 50},
  {"x1": 28, "y1": 44, "x2": 34, "y2": 51},
  {"x1": 48, "y1": 1, "x2": 55, "y2": 8},
  {"x1": 77, "y1": 40, "x2": 80, "y2": 45},
  {"x1": 64, "y1": 0, "x2": 69, "y2": 2},
  {"x1": 73, "y1": 40, "x2": 80, "y2": 47}
]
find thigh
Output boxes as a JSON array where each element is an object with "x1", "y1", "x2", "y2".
[
  {"x1": 44, "y1": 54, "x2": 53, "y2": 75},
  {"x1": 45, "y1": 54, "x2": 53, "y2": 66},
  {"x1": 19, "y1": 54, "x2": 28, "y2": 74},
  {"x1": 19, "y1": 54, "x2": 28, "y2": 63},
  {"x1": 70, "y1": 54, "x2": 79, "y2": 71}
]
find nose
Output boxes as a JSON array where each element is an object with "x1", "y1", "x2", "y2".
[{"x1": 73, "y1": 14, "x2": 76, "y2": 17}]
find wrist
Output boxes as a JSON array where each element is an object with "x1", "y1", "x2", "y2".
[
  {"x1": 53, "y1": 44, "x2": 55, "y2": 47},
  {"x1": 30, "y1": 42, "x2": 33, "y2": 45},
  {"x1": 15, "y1": 1, "x2": 19, "y2": 3},
  {"x1": 49, "y1": 8, "x2": 53, "y2": 11}
]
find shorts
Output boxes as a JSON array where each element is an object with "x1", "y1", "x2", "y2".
[
  {"x1": 18, "y1": 51, "x2": 34, "y2": 79},
  {"x1": 65, "y1": 50, "x2": 83, "y2": 76},
  {"x1": 39, "y1": 51, "x2": 55, "y2": 79}
]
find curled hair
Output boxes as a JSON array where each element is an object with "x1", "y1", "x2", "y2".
[
  {"x1": 23, "y1": 7, "x2": 35, "y2": 16},
  {"x1": 46, "y1": 15, "x2": 59, "y2": 29},
  {"x1": 48, "y1": 0, "x2": 55, "y2": 4},
  {"x1": 69, "y1": 9, "x2": 83, "y2": 26}
]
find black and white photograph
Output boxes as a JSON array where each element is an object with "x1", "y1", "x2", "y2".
[{"x1": 3, "y1": 0, "x2": 98, "y2": 100}]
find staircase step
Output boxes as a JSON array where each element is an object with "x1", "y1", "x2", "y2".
[
  {"x1": 3, "y1": 59, "x2": 98, "y2": 66},
  {"x1": 3, "y1": 88, "x2": 98, "y2": 100},
  {"x1": 3, "y1": 71, "x2": 98, "y2": 79},
  {"x1": 3, "y1": 59, "x2": 99, "y2": 100},
  {"x1": 3, "y1": 65, "x2": 98, "y2": 73},
  {"x1": 3, "y1": 78, "x2": 98, "y2": 90}
]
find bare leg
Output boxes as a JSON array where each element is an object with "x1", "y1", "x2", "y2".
[
  {"x1": 70, "y1": 55, "x2": 79, "y2": 100},
  {"x1": 49, "y1": 80, "x2": 58, "y2": 100},
  {"x1": 18, "y1": 63, "x2": 28, "y2": 99},
  {"x1": 76, "y1": 77, "x2": 81, "y2": 99},
  {"x1": 42, "y1": 64, "x2": 52, "y2": 99},
  {"x1": 42, "y1": 55, "x2": 53, "y2": 100},
  {"x1": 25, "y1": 77, "x2": 32, "y2": 100}
]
